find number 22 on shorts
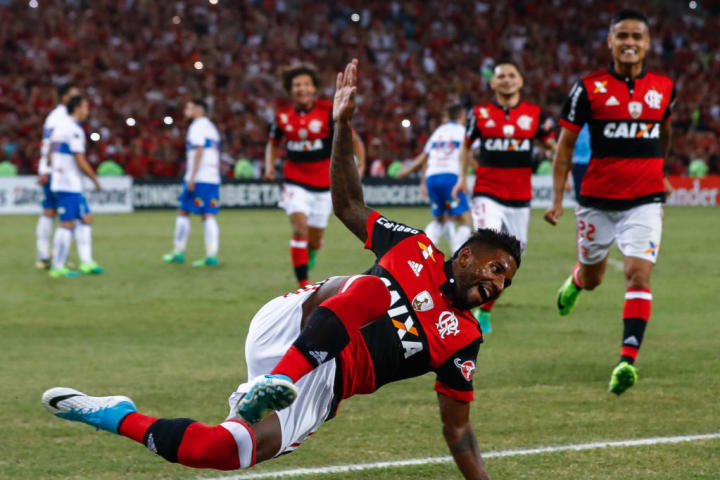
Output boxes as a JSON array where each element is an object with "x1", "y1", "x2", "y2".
[{"x1": 578, "y1": 220, "x2": 596, "y2": 241}]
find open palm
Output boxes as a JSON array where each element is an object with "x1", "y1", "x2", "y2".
[{"x1": 333, "y1": 59, "x2": 358, "y2": 123}]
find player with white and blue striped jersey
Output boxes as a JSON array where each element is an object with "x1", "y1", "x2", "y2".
[
  {"x1": 398, "y1": 105, "x2": 472, "y2": 253},
  {"x1": 35, "y1": 83, "x2": 80, "y2": 269},
  {"x1": 163, "y1": 99, "x2": 222, "y2": 267},
  {"x1": 48, "y1": 95, "x2": 103, "y2": 278}
]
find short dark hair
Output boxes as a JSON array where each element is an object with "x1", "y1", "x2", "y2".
[
  {"x1": 454, "y1": 228, "x2": 522, "y2": 269},
  {"x1": 66, "y1": 95, "x2": 85, "y2": 114},
  {"x1": 446, "y1": 104, "x2": 464, "y2": 122},
  {"x1": 281, "y1": 65, "x2": 320, "y2": 92},
  {"x1": 610, "y1": 9, "x2": 649, "y2": 29},
  {"x1": 494, "y1": 59, "x2": 523, "y2": 77},
  {"x1": 190, "y1": 98, "x2": 207, "y2": 112},
  {"x1": 57, "y1": 82, "x2": 76, "y2": 100}
]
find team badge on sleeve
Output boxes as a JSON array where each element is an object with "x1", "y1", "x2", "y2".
[{"x1": 454, "y1": 358, "x2": 476, "y2": 381}]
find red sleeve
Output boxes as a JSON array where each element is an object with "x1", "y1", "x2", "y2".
[
  {"x1": 363, "y1": 210, "x2": 382, "y2": 251},
  {"x1": 435, "y1": 381, "x2": 474, "y2": 402},
  {"x1": 559, "y1": 119, "x2": 583, "y2": 132}
]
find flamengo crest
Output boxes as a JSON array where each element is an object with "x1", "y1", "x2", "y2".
[
  {"x1": 436, "y1": 311, "x2": 460, "y2": 339},
  {"x1": 644, "y1": 89, "x2": 663, "y2": 109}
]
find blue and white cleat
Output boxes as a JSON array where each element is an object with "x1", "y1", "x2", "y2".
[
  {"x1": 236, "y1": 374, "x2": 297, "y2": 424},
  {"x1": 41, "y1": 387, "x2": 137, "y2": 434}
]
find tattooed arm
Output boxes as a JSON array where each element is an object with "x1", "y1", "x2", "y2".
[
  {"x1": 438, "y1": 393, "x2": 490, "y2": 480},
  {"x1": 330, "y1": 59, "x2": 374, "y2": 243}
]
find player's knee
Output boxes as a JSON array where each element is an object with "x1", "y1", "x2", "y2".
[{"x1": 625, "y1": 271, "x2": 650, "y2": 290}]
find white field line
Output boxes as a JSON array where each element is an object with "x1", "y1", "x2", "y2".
[{"x1": 196, "y1": 432, "x2": 720, "y2": 480}]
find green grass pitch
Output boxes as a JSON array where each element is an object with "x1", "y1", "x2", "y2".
[{"x1": 1, "y1": 207, "x2": 719, "y2": 479}]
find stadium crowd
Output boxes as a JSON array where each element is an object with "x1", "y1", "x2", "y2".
[{"x1": 0, "y1": 0, "x2": 718, "y2": 178}]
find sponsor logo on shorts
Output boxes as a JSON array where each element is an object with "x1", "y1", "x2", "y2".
[
  {"x1": 194, "y1": 197, "x2": 204, "y2": 207},
  {"x1": 454, "y1": 358, "x2": 475, "y2": 381},
  {"x1": 645, "y1": 241, "x2": 659, "y2": 257}
]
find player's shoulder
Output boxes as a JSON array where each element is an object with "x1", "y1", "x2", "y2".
[
  {"x1": 519, "y1": 100, "x2": 542, "y2": 113},
  {"x1": 645, "y1": 70, "x2": 674, "y2": 86},
  {"x1": 582, "y1": 69, "x2": 610, "y2": 82}
]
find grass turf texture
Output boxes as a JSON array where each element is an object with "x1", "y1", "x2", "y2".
[{"x1": 1, "y1": 207, "x2": 718, "y2": 479}]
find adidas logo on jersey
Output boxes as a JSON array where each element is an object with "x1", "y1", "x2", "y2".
[
  {"x1": 407, "y1": 260, "x2": 423, "y2": 277},
  {"x1": 605, "y1": 96, "x2": 620, "y2": 106},
  {"x1": 484, "y1": 119, "x2": 496, "y2": 128},
  {"x1": 623, "y1": 336, "x2": 640, "y2": 347},
  {"x1": 603, "y1": 122, "x2": 660, "y2": 139},
  {"x1": 309, "y1": 350, "x2": 328, "y2": 364}
]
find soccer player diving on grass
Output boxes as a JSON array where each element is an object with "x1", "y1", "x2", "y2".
[{"x1": 42, "y1": 60, "x2": 521, "y2": 480}]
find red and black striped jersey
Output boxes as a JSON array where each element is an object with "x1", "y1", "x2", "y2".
[
  {"x1": 560, "y1": 67, "x2": 675, "y2": 210},
  {"x1": 465, "y1": 101, "x2": 554, "y2": 206},
  {"x1": 337, "y1": 211, "x2": 483, "y2": 403},
  {"x1": 269, "y1": 100, "x2": 333, "y2": 191}
]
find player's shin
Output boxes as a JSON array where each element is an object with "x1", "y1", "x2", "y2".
[
  {"x1": 173, "y1": 215, "x2": 190, "y2": 253},
  {"x1": 452, "y1": 224, "x2": 471, "y2": 254},
  {"x1": 271, "y1": 275, "x2": 391, "y2": 382},
  {"x1": 51, "y1": 227, "x2": 72, "y2": 269},
  {"x1": 36, "y1": 215, "x2": 53, "y2": 261},
  {"x1": 75, "y1": 223, "x2": 93, "y2": 264},
  {"x1": 203, "y1": 216, "x2": 219, "y2": 258},
  {"x1": 424, "y1": 220, "x2": 444, "y2": 245},
  {"x1": 119, "y1": 413, "x2": 256, "y2": 470},
  {"x1": 290, "y1": 237, "x2": 309, "y2": 287},
  {"x1": 620, "y1": 289, "x2": 652, "y2": 364}
]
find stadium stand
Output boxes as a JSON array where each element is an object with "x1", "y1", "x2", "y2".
[{"x1": 0, "y1": 0, "x2": 718, "y2": 177}]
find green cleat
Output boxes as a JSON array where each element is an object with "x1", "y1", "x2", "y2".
[
  {"x1": 79, "y1": 261, "x2": 104, "y2": 275},
  {"x1": 163, "y1": 251, "x2": 185, "y2": 264},
  {"x1": 192, "y1": 256, "x2": 219, "y2": 267},
  {"x1": 556, "y1": 275, "x2": 581, "y2": 316},
  {"x1": 472, "y1": 308, "x2": 492, "y2": 334},
  {"x1": 49, "y1": 266, "x2": 81, "y2": 278},
  {"x1": 609, "y1": 361, "x2": 638, "y2": 395}
]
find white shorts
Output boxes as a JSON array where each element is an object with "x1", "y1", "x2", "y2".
[
  {"x1": 575, "y1": 203, "x2": 663, "y2": 265},
  {"x1": 227, "y1": 284, "x2": 337, "y2": 456},
  {"x1": 471, "y1": 196, "x2": 530, "y2": 251},
  {"x1": 279, "y1": 184, "x2": 333, "y2": 229}
]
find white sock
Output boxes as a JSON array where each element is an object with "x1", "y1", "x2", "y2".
[
  {"x1": 173, "y1": 215, "x2": 190, "y2": 253},
  {"x1": 220, "y1": 421, "x2": 254, "y2": 469},
  {"x1": 424, "y1": 220, "x2": 444, "y2": 245},
  {"x1": 51, "y1": 227, "x2": 72, "y2": 270},
  {"x1": 75, "y1": 223, "x2": 93, "y2": 264},
  {"x1": 36, "y1": 215, "x2": 53, "y2": 261},
  {"x1": 443, "y1": 221, "x2": 457, "y2": 245},
  {"x1": 204, "y1": 216, "x2": 219, "y2": 258},
  {"x1": 452, "y1": 224, "x2": 472, "y2": 253}
]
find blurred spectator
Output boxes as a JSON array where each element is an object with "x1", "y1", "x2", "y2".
[{"x1": 0, "y1": 0, "x2": 717, "y2": 178}]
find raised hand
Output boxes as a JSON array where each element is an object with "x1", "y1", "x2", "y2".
[{"x1": 333, "y1": 59, "x2": 358, "y2": 124}]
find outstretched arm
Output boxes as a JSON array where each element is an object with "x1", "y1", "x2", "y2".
[
  {"x1": 331, "y1": 59, "x2": 374, "y2": 243},
  {"x1": 438, "y1": 393, "x2": 490, "y2": 480},
  {"x1": 543, "y1": 127, "x2": 578, "y2": 226}
]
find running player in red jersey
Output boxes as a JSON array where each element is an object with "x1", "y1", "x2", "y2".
[
  {"x1": 265, "y1": 65, "x2": 365, "y2": 287},
  {"x1": 455, "y1": 61, "x2": 555, "y2": 331},
  {"x1": 544, "y1": 10, "x2": 675, "y2": 395},
  {"x1": 42, "y1": 60, "x2": 520, "y2": 480}
]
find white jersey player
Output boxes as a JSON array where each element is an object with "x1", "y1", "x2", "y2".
[
  {"x1": 398, "y1": 105, "x2": 472, "y2": 253},
  {"x1": 163, "y1": 99, "x2": 222, "y2": 267},
  {"x1": 35, "y1": 83, "x2": 80, "y2": 269},
  {"x1": 48, "y1": 95, "x2": 103, "y2": 278}
]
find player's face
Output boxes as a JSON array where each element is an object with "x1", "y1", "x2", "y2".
[
  {"x1": 451, "y1": 247, "x2": 518, "y2": 310},
  {"x1": 490, "y1": 64, "x2": 523, "y2": 97},
  {"x1": 76, "y1": 99, "x2": 90, "y2": 122},
  {"x1": 184, "y1": 102, "x2": 195, "y2": 119},
  {"x1": 290, "y1": 74, "x2": 317, "y2": 108},
  {"x1": 608, "y1": 20, "x2": 650, "y2": 66}
]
